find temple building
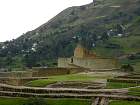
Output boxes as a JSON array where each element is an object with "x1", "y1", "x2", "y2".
[
  {"x1": 58, "y1": 44, "x2": 119, "y2": 70},
  {"x1": 74, "y1": 44, "x2": 96, "y2": 59}
]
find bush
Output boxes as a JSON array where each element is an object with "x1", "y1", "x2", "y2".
[{"x1": 120, "y1": 64, "x2": 134, "y2": 72}]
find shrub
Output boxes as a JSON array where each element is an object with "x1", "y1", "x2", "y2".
[{"x1": 120, "y1": 64, "x2": 134, "y2": 72}]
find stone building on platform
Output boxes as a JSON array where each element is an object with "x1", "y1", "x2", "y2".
[{"x1": 58, "y1": 44, "x2": 119, "y2": 70}]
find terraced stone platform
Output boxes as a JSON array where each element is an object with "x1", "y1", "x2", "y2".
[{"x1": 0, "y1": 83, "x2": 139, "y2": 105}]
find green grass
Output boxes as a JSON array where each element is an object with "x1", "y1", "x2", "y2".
[
  {"x1": 109, "y1": 101, "x2": 140, "y2": 105},
  {"x1": 128, "y1": 87, "x2": 140, "y2": 96},
  {"x1": 26, "y1": 74, "x2": 103, "y2": 87},
  {"x1": 25, "y1": 80, "x2": 57, "y2": 87},
  {"x1": 0, "y1": 98, "x2": 140, "y2": 105},
  {"x1": 128, "y1": 91, "x2": 140, "y2": 96},
  {"x1": 46, "y1": 98, "x2": 90, "y2": 105},
  {"x1": 0, "y1": 98, "x2": 90, "y2": 105},
  {"x1": 129, "y1": 87, "x2": 140, "y2": 91},
  {"x1": 0, "y1": 98, "x2": 26, "y2": 105},
  {"x1": 46, "y1": 74, "x2": 96, "y2": 81},
  {"x1": 106, "y1": 82, "x2": 139, "y2": 89}
]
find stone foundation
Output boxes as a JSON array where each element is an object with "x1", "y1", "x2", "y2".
[{"x1": 58, "y1": 57, "x2": 119, "y2": 70}]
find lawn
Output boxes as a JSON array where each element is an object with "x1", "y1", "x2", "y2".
[
  {"x1": 0, "y1": 98, "x2": 90, "y2": 105},
  {"x1": 106, "y1": 82, "x2": 139, "y2": 89},
  {"x1": 46, "y1": 98, "x2": 90, "y2": 105},
  {"x1": 0, "y1": 98, "x2": 140, "y2": 105},
  {"x1": 109, "y1": 101, "x2": 140, "y2": 105},
  {"x1": 128, "y1": 87, "x2": 140, "y2": 96},
  {"x1": 26, "y1": 74, "x2": 101, "y2": 87},
  {"x1": 25, "y1": 80, "x2": 56, "y2": 87},
  {"x1": 0, "y1": 98, "x2": 26, "y2": 105}
]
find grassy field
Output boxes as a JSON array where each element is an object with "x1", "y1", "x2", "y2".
[
  {"x1": 106, "y1": 82, "x2": 139, "y2": 89},
  {"x1": 0, "y1": 98, "x2": 26, "y2": 105},
  {"x1": 0, "y1": 98, "x2": 140, "y2": 105},
  {"x1": 25, "y1": 80, "x2": 56, "y2": 87},
  {"x1": 109, "y1": 101, "x2": 140, "y2": 105},
  {"x1": 0, "y1": 98, "x2": 90, "y2": 105},
  {"x1": 26, "y1": 74, "x2": 103, "y2": 87},
  {"x1": 128, "y1": 87, "x2": 140, "y2": 96}
]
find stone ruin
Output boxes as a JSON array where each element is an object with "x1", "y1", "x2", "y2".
[{"x1": 58, "y1": 44, "x2": 119, "y2": 70}]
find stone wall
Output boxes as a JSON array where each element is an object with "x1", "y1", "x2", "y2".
[
  {"x1": 0, "y1": 71, "x2": 33, "y2": 78},
  {"x1": 0, "y1": 72, "x2": 12, "y2": 77},
  {"x1": 73, "y1": 58, "x2": 119, "y2": 70},
  {"x1": 0, "y1": 77, "x2": 48, "y2": 86},
  {"x1": 31, "y1": 67, "x2": 84, "y2": 77},
  {"x1": 58, "y1": 57, "x2": 119, "y2": 70},
  {"x1": 0, "y1": 67, "x2": 83, "y2": 78},
  {"x1": 0, "y1": 78, "x2": 20, "y2": 86},
  {"x1": 74, "y1": 44, "x2": 96, "y2": 59},
  {"x1": 0, "y1": 68, "x2": 84, "y2": 86},
  {"x1": 58, "y1": 58, "x2": 72, "y2": 68}
]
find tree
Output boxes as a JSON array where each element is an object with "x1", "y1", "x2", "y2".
[
  {"x1": 0, "y1": 57, "x2": 6, "y2": 68},
  {"x1": 121, "y1": 64, "x2": 134, "y2": 72},
  {"x1": 5, "y1": 55, "x2": 13, "y2": 71},
  {"x1": 23, "y1": 52, "x2": 37, "y2": 68}
]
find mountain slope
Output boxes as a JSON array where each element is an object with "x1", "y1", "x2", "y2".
[{"x1": 0, "y1": 0, "x2": 140, "y2": 69}]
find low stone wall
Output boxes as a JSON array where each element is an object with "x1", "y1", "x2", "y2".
[
  {"x1": 116, "y1": 76, "x2": 140, "y2": 79},
  {"x1": 0, "y1": 67, "x2": 85, "y2": 85},
  {"x1": 74, "y1": 58, "x2": 118, "y2": 69},
  {"x1": 0, "y1": 83, "x2": 128, "y2": 95},
  {"x1": 58, "y1": 57, "x2": 119, "y2": 70},
  {"x1": 0, "y1": 84, "x2": 139, "y2": 101},
  {"x1": 46, "y1": 81, "x2": 105, "y2": 89},
  {"x1": 0, "y1": 72, "x2": 12, "y2": 77},
  {"x1": 0, "y1": 67, "x2": 84, "y2": 78},
  {"x1": 31, "y1": 67, "x2": 84, "y2": 77},
  {"x1": 0, "y1": 78, "x2": 22, "y2": 86},
  {"x1": 0, "y1": 77, "x2": 48, "y2": 86},
  {"x1": 0, "y1": 71, "x2": 33, "y2": 78},
  {"x1": 107, "y1": 78, "x2": 140, "y2": 84},
  {"x1": 58, "y1": 58, "x2": 72, "y2": 68}
]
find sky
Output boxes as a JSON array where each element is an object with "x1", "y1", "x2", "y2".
[{"x1": 0, "y1": 0, "x2": 92, "y2": 42}]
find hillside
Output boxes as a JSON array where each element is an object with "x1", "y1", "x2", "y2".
[{"x1": 0, "y1": 0, "x2": 140, "y2": 69}]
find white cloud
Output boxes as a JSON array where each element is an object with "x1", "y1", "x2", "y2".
[{"x1": 0, "y1": 0, "x2": 92, "y2": 42}]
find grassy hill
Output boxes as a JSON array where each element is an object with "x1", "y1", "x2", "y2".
[{"x1": 0, "y1": 0, "x2": 140, "y2": 69}]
